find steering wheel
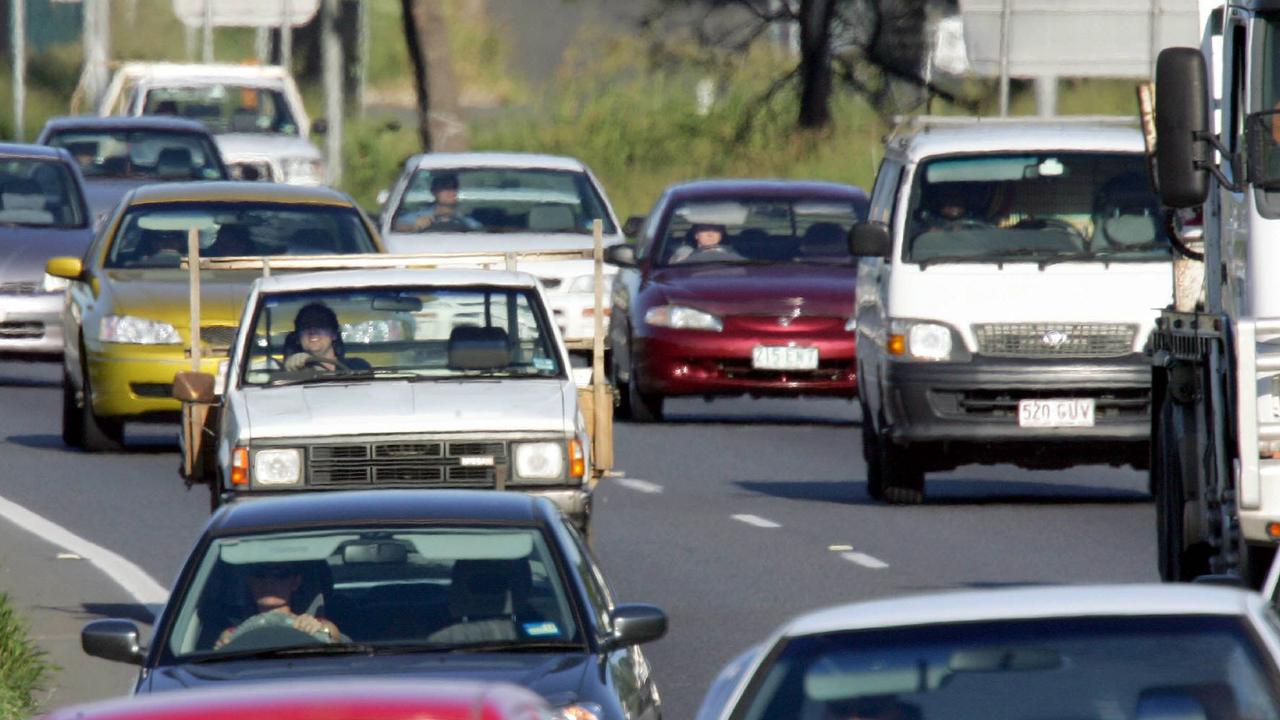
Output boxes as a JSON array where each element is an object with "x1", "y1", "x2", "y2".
[
  {"x1": 301, "y1": 353, "x2": 352, "y2": 373},
  {"x1": 218, "y1": 611, "x2": 331, "y2": 652},
  {"x1": 421, "y1": 215, "x2": 472, "y2": 233}
]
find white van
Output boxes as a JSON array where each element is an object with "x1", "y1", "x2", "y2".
[{"x1": 852, "y1": 118, "x2": 1172, "y2": 503}]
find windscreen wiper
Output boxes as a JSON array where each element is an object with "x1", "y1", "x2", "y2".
[
  {"x1": 266, "y1": 369, "x2": 420, "y2": 387},
  {"x1": 1037, "y1": 242, "x2": 1173, "y2": 269},
  {"x1": 188, "y1": 642, "x2": 378, "y2": 663},
  {"x1": 916, "y1": 247, "x2": 1049, "y2": 269}
]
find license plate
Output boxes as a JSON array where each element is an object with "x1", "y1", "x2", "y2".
[
  {"x1": 1017, "y1": 398, "x2": 1095, "y2": 428},
  {"x1": 751, "y1": 345, "x2": 819, "y2": 370}
]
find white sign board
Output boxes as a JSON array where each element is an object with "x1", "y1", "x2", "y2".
[
  {"x1": 958, "y1": 0, "x2": 1199, "y2": 78},
  {"x1": 172, "y1": 0, "x2": 321, "y2": 28}
]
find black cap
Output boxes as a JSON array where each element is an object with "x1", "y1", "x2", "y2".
[
  {"x1": 294, "y1": 303, "x2": 339, "y2": 334},
  {"x1": 430, "y1": 173, "x2": 459, "y2": 191}
]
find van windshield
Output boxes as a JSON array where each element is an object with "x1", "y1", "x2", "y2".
[{"x1": 904, "y1": 153, "x2": 1170, "y2": 266}]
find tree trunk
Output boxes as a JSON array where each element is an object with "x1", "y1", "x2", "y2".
[
  {"x1": 797, "y1": 0, "x2": 837, "y2": 129},
  {"x1": 400, "y1": 0, "x2": 469, "y2": 152}
]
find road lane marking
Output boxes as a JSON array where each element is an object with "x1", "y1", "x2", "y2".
[
  {"x1": 0, "y1": 494, "x2": 167, "y2": 605},
  {"x1": 615, "y1": 478, "x2": 664, "y2": 494},
  {"x1": 827, "y1": 544, "x2": 853, "y2": 552},
  {"x1": 732, "y1": 514, "x2": 781, "y2": 529},
  {"x1": 841, "y1": 551, "x2": 890, "y2": 569}
]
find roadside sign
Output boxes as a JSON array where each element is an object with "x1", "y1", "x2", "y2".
[{"x1": 172, "y1": 0, "x2": 320, "y2": 28}]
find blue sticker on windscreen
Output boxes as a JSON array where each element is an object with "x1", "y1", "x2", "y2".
[
  {"x1": 523, "y1": 621, "x2": 561, "y2": 637},
  {"x1": 533, "y1": 358, "x2": 555, "y2": 371}
]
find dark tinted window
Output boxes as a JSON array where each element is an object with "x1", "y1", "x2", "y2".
[
  {"x1": 0, "y1": 157, "x2": 86, "y2": 228},
  {"x1": 46, "y1": 129, "x2": 226, "y2": 181}
]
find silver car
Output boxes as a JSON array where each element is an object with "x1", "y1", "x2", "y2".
[{"x1": 0, "y1": 144, "x2": 93, "y2": 358}]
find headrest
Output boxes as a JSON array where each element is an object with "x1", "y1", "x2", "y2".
[
  {"x1": 1102, "y1": 215, "x2": 1157, "y2": 247},
  {"x1": 1, "y1": 191, "x2": 45, "y2": 211},
  {"x1": 801, "y1": 222, "x2": 847, "y2": 254},
  {"x1": 230, "y1": 109, "x2": 260, "y2": 133},
  {"x1": 447, "y1": 326, "x2": 510, "y2": 370},
  {"x1": 286, "y1": 228, "x2": 339, "y2": 255},
  {"x1": 101, "y1": 156, "x2": 130, "y2": 177},
  {"x1": 156, "y1": 147, "x2": 194, "y2": 179},
  {"x1": 527, "y1": 204, "x2": 576, "y2": 232},
  {"x1": 447, "y1": 559, "x2": 530, "y2": 619}
]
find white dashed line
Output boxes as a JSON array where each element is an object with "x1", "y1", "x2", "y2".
[
  {"x1": 732, "y1": 514, "x2": 782, "y2": 529},
  {"x1": 841, "y1": 551, "x2": 890, "y2": 569},
  {"x1": 614, "y1": 478, "x2": 664, "y2": 494}
]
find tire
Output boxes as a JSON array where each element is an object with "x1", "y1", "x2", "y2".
[
  {"x1": 880, "y1": 438, "x2": 925, "y2": 505},
  {"x1": 612, "y1": 349, "x2": 633, "y2": 421},
  {"x1": 76, "y1": 356, "x2": 125, "y2": 453},
  {"x1": 209, "y1": 479, "x2": 223, "y2": 514},
  {"x1": 61, "y1": 372, "x2": 85, "y2": 449},
  {"x1": 627, "y1": 378, "x2": 664, "y2": 423},
  {"x1": 1154, "y1": 393, "x2": 1210, "y2": 581},
  {"x1": 859, "y1": 402, "x2": 884, "y2": 500}
]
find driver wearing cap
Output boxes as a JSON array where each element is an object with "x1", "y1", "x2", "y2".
[{"x1": 393, "y1": 172, "x2": 483, "y2": 233}]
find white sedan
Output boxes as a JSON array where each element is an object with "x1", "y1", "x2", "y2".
[{"x1": 696, "y1": 584, "x2": 1280, "y2": 720}]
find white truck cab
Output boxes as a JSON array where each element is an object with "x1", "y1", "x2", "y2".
[{"x1": 852, "y1": 118, "x2": 1173, "y2": 503}]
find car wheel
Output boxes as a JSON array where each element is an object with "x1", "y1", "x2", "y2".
[
  {"x1": 77, "y1": 356, "x2": 125, "y2": 453},
  {"x1": 628, "y1": 377, "x2": 664, "y2": 423},
  {"x1": 880, "y1": 438, "x2": 924, "y2": 505},
  {"x1": 612, "y1": 349, "x2": 633, "y2": 420},
  {"x1": 859, "y1": 402, "x2": 884, "y2": 500},
  {"x1": 62, "y1": 372, "x2": 85, "y2": 449},
  {"x1": 1154, "y1": 393, "x2": 1210, "y2": 581}
]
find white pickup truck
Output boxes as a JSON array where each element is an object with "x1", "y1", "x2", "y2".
[{"x1": 172, "y1": 236, "x2": 614, "y2": 534}]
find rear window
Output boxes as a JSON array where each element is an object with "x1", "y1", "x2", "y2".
[{"x1": 46, "y1": 129, "x2": 226, "y2": 182}]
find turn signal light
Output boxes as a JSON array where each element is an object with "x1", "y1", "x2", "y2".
[
  {"x1": 231, "y1": 447, "x2": 250, "y2": 486},
  {"x1": 888, "y1": 334, "x2": 906, "y2": 356},
  {"x1": 569, "y1": 440, "x2": 586, "y2": 480},
  {"x1": 1268, "y1": 522, "x2": 1280, "y2": 540}
]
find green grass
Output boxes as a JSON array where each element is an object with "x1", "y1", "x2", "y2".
[{"x1": 0, "y1": 593, "x2": 51, "y2": 720}]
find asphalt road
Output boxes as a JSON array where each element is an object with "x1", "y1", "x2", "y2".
[{"x1": 0, "y1": 359, "x2": 1157, "y2": 718}]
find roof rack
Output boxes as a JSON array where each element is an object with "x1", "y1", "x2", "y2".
[
  {"x1": 890, "y1": 114, "x2": 1139, "y2": 135},
  {"x1": 180, "y1": 248, "x2": 594, "y2": 275}
]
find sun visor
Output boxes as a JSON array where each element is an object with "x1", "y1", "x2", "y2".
[{"x1": 401, "y1": 531, "x2": 534, "y2": 561}]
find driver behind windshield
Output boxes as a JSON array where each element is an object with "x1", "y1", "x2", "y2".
[
  {"x1": 213, "y1": 561, "x2": 341, "y2": 650},
  {"x1": 394, "y1": 172, "x2": 482, "y2": 232},
  {"x1": 283, "y1": 303, "x2": 371, "y2": 373}
]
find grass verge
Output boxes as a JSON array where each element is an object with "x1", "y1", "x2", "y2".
[{"x1": 0, "y1": 592, "x2": 52, "y2": 720}]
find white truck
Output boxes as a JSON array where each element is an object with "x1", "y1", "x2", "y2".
[
  {"x1": 171, "y1": 226, "x2": 615, "y2": 534},
  {"x1": 1148, "y1": 1, "x2": 1280, "y2": 584}
]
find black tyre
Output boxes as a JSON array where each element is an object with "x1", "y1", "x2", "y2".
[
  {"x1": 880, "y1": 439, "x2": 925, "y2": 505},
  {"x1": 612, "y1": 350, "x2": 633, "y2": 420},
  {"x1": 860, "y1": 402, "x2": 884, "y2": 500},
  {"x1": 209, "y1": 480, "x2": 223, "y2": 514},
  {"x1": 1154, "y1": 393, "x2": 1210, "y2": 581},
  {"x1": 61, "y1": 372, "x2": 84, "y2": 449},
  {"x1": 77, "y1": 361, "x2": 125, "y2": 452},
  {"x1": 626, "y1": 361, "x2": 664, "y2": 423}
]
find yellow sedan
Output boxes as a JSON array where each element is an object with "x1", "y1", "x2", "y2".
[{"x1": 45, "y1": 182, "x2": 384, "y2": 451}]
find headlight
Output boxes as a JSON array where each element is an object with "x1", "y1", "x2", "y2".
[
  {"x1": 282, "y1": 158, "x2": 325, "y2": 184},
  {"x1": 887, "y1": 319, "x2": 955, "y2": 361},
  {"x1": 341, "y1": 319, "x2": 405, "y2": 343},
  {"x1": 567, "y1": 274, "x2": 615, "y2": 294},
  {"x1": 41, "y1": 273, "x2": 70, "y2": 293},
  {"x1": 514, "y1": 441, "x2": 565, "y2": 480},
  {"x1": 99, "y1": 315, "x2": 182, "y2": 344},
  {"x1": 551, "y1": 703, "x2": 603, "y2": 720},
  {"x1": 644, "y1": 305, "x2": 723, "y2": 332},
  {"x1": 253, "y1": 449, "x2": 303, "y2": 486}
]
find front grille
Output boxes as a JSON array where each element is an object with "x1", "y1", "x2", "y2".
[
  {"x1": 307, "y1": 439, "x2": 509, "y2": 488},
  {"x1": 200, "y1": 325, "x2": 239, "y2": 348},
  {"x1": 932, "y1": 387, "x2": 1150, "y2": 420},
  {"x1": 974, "y1": 323, "x2": 1137, "y2": 358},
  {"x1": 0, "y1": 281, "x2": 40, "y2": 295},
  {"x1": 0, "y1": 321, "x2": 42, "y2": 339}
]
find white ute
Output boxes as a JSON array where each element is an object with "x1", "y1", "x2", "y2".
[{"x1": 172, "y1": 234, "x2": 615, "y2": 533}]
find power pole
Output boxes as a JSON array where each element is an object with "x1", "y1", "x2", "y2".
[
  {"x1": 81, "y1": 0, "x2": 110, "y2": 112},
  {"x1": 11, "y1": 0, "x2": 24, "y2": 140},
  {"x1": 357, "y1": 0, "x2": 368, "y2": 117},
  {"x1": 322, "y1": 0, "x2": 344, "y2": 185},
  {"x1": 280, "y1": 0, "x2": 293, "y2": 69},
  {"x1": 203, "y1": 0, "x2": 215, "y2": 63}
]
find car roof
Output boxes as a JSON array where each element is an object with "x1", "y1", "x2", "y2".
[
  {"x1": 257, "y1": 267, "x2": 542, "y2": 293},
  {"x1": 0, "y1": 142, "x2": 70, "y2": 161},
  {"x1": 40, "y1": 115, "x2": 216, "y2": 135},
  {"x1": 127, "y1": 181, "x2": 356, "y2": 207},
  {"x1": 663, "y1": 178, "x2": 869, "y2": 202},
  {"x1": 410, "y1": 152, "x2": 589, "y2": 173},
  {"x1": 114, "y1": 61, "x2": 291, "y2": 84},
  {"x1": 779, "y1": 584, "x2": 1261, "y2": 639},
  {"x1": 207, "y1": 490, "x2": 549, "y2": 536},
  {"x1": 886, "y1": 118, "x2": 1145, "y2": 162}
]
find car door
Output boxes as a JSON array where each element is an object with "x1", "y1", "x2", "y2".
[
  {"x1": 857, "y1": 158, "x2": 904, "y2": 418},
  {"x1": 609, "y1": 193, "x2": 667, "y2": 382}
]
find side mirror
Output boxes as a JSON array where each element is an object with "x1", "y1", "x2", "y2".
[
  {"x1": 173, "y1": 370, "x2": 217, "y2": 403},
  {"x1": 311, "y1": 118, "x2": 328, "y2": 135},
  {"x1": 1155, "y1": 47, "x2": 1211, "y2": 208},
  {"x1": 45, "y1": 256, "x2": 84, "y2": 281},
  {"x1": 849, "y1": 222, "x2": 891, "y2": 259},
  {"x1": 621, "y1": 215, "x2": 645, "y2": 238},
  {"x1": 235, "y1": 165, "x2": 262, "y2": 182},
  {"x1": 604, "y1": 243, "x2": 637, "y2": 268},
  {"x1": 609, "y1": 604, "x2": 667, "y2": 648},
  {"x1": 82, "y1": 619, "x2": 145, "y2": 665}
]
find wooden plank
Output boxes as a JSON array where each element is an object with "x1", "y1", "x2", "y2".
[
  {"x1": 590, "y1": 219, "x2": 613, "y2": 476},
  {"x1": 187, "y1": 227, "x2": 202, "y2": 371},
  {"x1": 182, "y1": 248, "x2": 596, "y2": 272}
]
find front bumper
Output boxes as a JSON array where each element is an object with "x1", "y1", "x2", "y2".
[
  {"x1": 633, "y1": 326, "x2": 857, "y2": 397},
  {"x1": 0, "y1": 291, "x2": 64, "y2": 357},
  {"x1": 882, "y1": 354, "x2": 1150, "y2": 445},
  {"x1": 86, "y1": 344, "x2": 224, "y2": 419}
]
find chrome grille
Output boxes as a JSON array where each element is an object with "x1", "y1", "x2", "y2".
[
  {"x1": 0, "y1": 322, "x2": 42, "y2": 339},
  {"x1": 0, "y1": 281, "x2": 40, "y2": 295},
  {"x1": 973, "y1": 323, "x2": 1137, "y2": 358},
  {"x1": 306, "y1": 439, "x2": 508, "y2": 487},
  {"x1": 200, "y1": 325, "x2": 239, "y2": 348}
]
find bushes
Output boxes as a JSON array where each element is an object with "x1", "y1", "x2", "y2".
[{"x1": 0, "y1": 592, "x2": 51, "y2": 720}]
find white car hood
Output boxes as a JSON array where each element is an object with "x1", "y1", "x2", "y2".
[
  {"x1": 214, "y1": 133, "x2": 321, "y2": 161},
  {"x1": 382, "y1": 232, "x2": 619, "y2": 291},
  {"x1": 886, "y1": 262, "x2": 1172, "y2": 352},
  {"x1": 241, "y1": 378, "x2": 569, "y2": 439}
]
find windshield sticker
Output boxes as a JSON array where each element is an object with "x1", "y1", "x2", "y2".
[
  {"x1": 533, "y1": 358, "x2": 555, "y2": 371},
  {"x1": 523, "y1": 621, "x2": 561, "y2": 638}
]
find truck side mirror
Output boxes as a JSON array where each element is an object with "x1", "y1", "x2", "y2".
[
  {"x1": 622, "y1": 215, "x2": 645, "y2": 238},
  {"x1": 1155, "y1": 47, "x2": 1211, "y2": 208},
  {"x1": 849, "y1": 222, "x2": 891, "y2": 259},
  {"x1": 604, "y1": 243, "x2": 637, "y2": 268},
  {"x1": 311, "y1": 118, "x2": 328, "y2": 135},
  {"x1": 173, "y1": 370, "x2": 217, "y2": 403}
]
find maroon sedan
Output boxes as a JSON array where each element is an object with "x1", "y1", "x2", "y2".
[
  {"x1": 39, "y1": 678, "x2": 550, "y2": 720},
  {"x1": 606, "y1": 180, "x2": 867, "y2": 421}
]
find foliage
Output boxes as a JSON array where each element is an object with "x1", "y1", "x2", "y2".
[{"x1": 0, "y1": 593, "x2": 52, "y2": 720}]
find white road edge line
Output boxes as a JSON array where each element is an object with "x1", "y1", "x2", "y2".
[
  {"x1": 0, "y1": 493, "x2": 168, "y2": 605},
  {"x1": 841, "y1": 551, "x2": 890, "y2": 569},
  {"x1": 732, "y1": 514, "x2": 781, "y2": 529},
  {"x1": 614, "y1": 478, "x2": 664, "y2": 494}
]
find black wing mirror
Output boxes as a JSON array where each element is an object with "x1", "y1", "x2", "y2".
[
  {"x1": 609, "y1": 604, "x2": 667, "y2": 648},
  {"x1": 621, "y1": 215, "x2": 645, "y2": 238},
  {"x1": 849, "y1": 222, "x2": 891, "y2": 259},
  {"x1": 604, "y1": 243, "x2": 637, "y2": 268},
  {"x1": 1154, "y1": 47, "x2": 1211, "y2": 207},
  {"x1": 82, "y1": 619, "x2": 146, "y2": 665}
]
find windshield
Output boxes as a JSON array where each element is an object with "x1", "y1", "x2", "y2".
[
  {"x1": 162, "y1": 526, "x2": 584, "y2": 660},
  {"x1": 45, "y1": 129, "x2": 225, "y2": 181},
  {"x1": 735, "y1": 616, "x2": 1280, "y2": 720},
  {"x1": 142, "y1": 84, "x2": 300, "y2": 136},
  {"x1": 0, "y1": 157, "x2": 86, "y2": 228},
  {"x1": 390, "y1": 168, "x2": 617, "y2": 235},
  {"x1": 241, "y1": 286, "x2": 563, "y2": 386},
  {"x1": 104, "y1": 202, "x2": 378, "y2": 269},
  {"x1": 904, "y1": 153, "x2": 1169, "y2": 265},
  {"x1": 654, "y1": 198, "x2": 862, "y2": 266}
]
